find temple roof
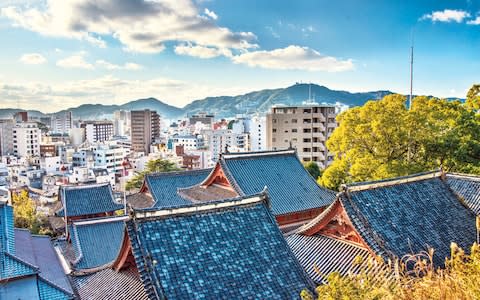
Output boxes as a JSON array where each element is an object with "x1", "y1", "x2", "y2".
[
  {"x1": 57, "y1": 183, "x2": 124, "y2": 217},
  {"x1": 319, "y1": 172, "x2": 476, "y2": 266},
  {"x1": 286, "y1": 233, "x2": 371, "y2": 284},
  {"x1": 143, "y1": 168, "x2": 212, "y2": 208},
  {"x1": 218, "y1": 149, "x2": 335, "y2": 215},
  {"x1": 127, "y1": 193, "x2": 314, "y2": 299},
  {"x1": 69, "y1": 216, "x2": 127, "y2": 272},
  {"x1": 0, "y1": 201, "x2": 74, "y2": 299},
  {"x1": 445, "y1": 173, "x2": 480, "y2": 215}
]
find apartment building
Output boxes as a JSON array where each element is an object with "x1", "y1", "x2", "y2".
[
  {"x1": 131, "y1": 110, "x2": 160, "y2": 155},
  {"x1": 81, "y1": 121, "x2": 114, "y2": 143},
  {"x1": 13, "y1": 122, "x2": 41, "y2": 158},
  {"x1": 266, "y1": 104, "x2": 337, "y2": 168},
  {"x1": 51, "y1": 111, "x2": 73, "y2": 134}
]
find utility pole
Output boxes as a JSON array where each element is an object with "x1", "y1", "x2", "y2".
[{"x1": 409, "y1": 32, "x2": 414, "y2": 110}]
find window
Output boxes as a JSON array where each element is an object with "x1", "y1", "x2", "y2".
[
  {"x1": 292, "y1": 129, "x2": 297, "y2": 133},
  {"x1": 303, "y1": 128, "x2": 311, "y2": 133},
  {"x1": 292, "y1": 119, "x2": 297, "y2": 123},
  {"x1": 272, "y1": 129, "x2": 277, "y2": 133},
  {"x1": 303, "y1": 138, "x2": 311, "y2": 143},
  {"x1": 303, "y1": 148, "x2": 311, "y2": 152}
]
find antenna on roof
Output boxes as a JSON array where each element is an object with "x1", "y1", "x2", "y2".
[{"x1": 409, "y1": 30, "x2": 414, "y2": 110}]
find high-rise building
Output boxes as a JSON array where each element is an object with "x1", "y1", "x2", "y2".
[
  {"x1": 0, "y1": 119, "x2": 15, "y2": 156},
  {"x1": 266, "y1": 104, "x2": 337, "y2": 168},
  {"x1": 80, "y1": 121, "x2": 114, "y2": 143},
  {"x1": 13, "y1": 122, "x2": 41, "y2": 158},
  {"x1": 131, "y1": 110, "x2": 160, "y2": 154},
  {"x1": 113, "y1": 110, "x2": 131, "y2": 136},
  {"x1": 189, "y1": 113, "x2": 214, "y2": 129},
  {"x1": 51, "y1": 111, "x2": 73, "y2": 134}
]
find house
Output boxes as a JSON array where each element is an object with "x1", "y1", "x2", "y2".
[
  {"x1": 445, "y1": 173, "x2": 480, "y2": 215},
  {"x1": 179, "y1": 149, "x2": 335, "y2": 227},
  {"x1": 0, "y1": 200, "x2": 74, "y2": 300},
  {"x1": 113, "y1": 192, "x2": 314, "y2": 299},
  {"x1": 286, "y1": 171, "x2": 478, "y2": 283}
]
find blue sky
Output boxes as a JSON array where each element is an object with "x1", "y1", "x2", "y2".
[{"x1": 0, "y1": 0, "x2": 479, "y2": 112}]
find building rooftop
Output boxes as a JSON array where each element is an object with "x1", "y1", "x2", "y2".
[
  {"x1": 143, "y1": 168, "x2": 212, "y2": 208},
  {"x1": 219, "y1": 149, "x2": 335, "y2": 215},
  {"x1": 69, "y1": 216, "x2": 127, "y2": 272},
  {"x1": 56, "y1": 183, "x2": 124, "y2": 217},
  {"x1": 127, "y1": 193, "x2": 313, "y2": 299},
  {"x1": 445, "y1": 173, "x2": 480, "y2": 215}
]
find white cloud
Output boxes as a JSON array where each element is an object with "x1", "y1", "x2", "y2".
[
  {"x1": 95, "y1": 60, "x2": 143, "y2": 70},
  {"x1": 1, "y1": 0, "x2": 257, "y2": 53},
  {"x1": 231, "y1": 45, "x2": 354, "y2": 72},
  {"x1": 0, "y1": 75, "x2": 257, "y2": 112},
  {"x1": 19, "y1": 53, "x2": 46, "y2": 65},
  {"x1": 174, "y1": 43, "x2": 232, "y2": 58},
  {"x1": 57, "y1": 55, "x2": 94, "y2": 69},
  {"x1": 420, "y1": 9, "x2": 470, "y2": 23},
  {"x1": 467, "y1": 16, "x2": 480, "y2": 25},
  {"x1": 204, "y1": 8, "x2": 217, "y2": 20}
]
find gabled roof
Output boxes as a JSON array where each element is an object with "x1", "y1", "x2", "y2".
[
  {"x1": 286, "y1": 233, "x2": 371, "y2": 284},
  {"x1": 219, "y1": 149, "x2": 335, "y2": 215},
  {"x1": 69, "y1": 216, "x2": 127, "y2": 272},
  {"x1": 339, "y1": 172, "x2": 476, "y2": 265},
  {"x1": 127, "y1": 193, "x2": 314, "y2": 299},
  {"x1": 143, "y1": 169, "x2": 212, "y2": 208},
  {"x1": 445, "y1": 173, "x2": 480, "y2": 215},
  {"x1": 57, "y1": 183, "x2": 124, "y2": 217}
]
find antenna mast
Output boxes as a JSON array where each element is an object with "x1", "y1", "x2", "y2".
[{"x1": 409, "y1": 32, "x2": 414, "y2": 110}]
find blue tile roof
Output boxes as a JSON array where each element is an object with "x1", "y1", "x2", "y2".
[
  {"x1": 341, "y1": 174, "x2": 477, "y2": 266},
  {"x1": 1, "y1": 252, "x2": 38, "y2": 280},
  {"x1": 446, "y1": 173, "x2": 480, "y2": 215},
  {"x1": 0, "y1": 202, "x2": 15, "y2": 254},
  {"x1": 221, "y1": 150, "x2": 335, "y2": 215},
  {"x1": 70, "y1": 216, "x2": 126, "y2": 271},
  {"x1": 286, "y1": 234, "x2": 371, "y2": 284},
  {"x1": 145, "y1": 169, "x2": 212, "y2": 208},
  {"x1": 57, "y1": 183, "x2": 124, "y2": 217},
  {"x1": 127, "y1": 193, "x2": 314, "y2": 299},
  {"x1": 37, "y1": 278, "x2": 72, "y2": 300}
]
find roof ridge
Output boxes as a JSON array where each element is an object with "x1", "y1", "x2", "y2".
[
  {"x1": 446, "y1": 172, "x2": 480, "y2": 181},
  {"x1": 38, "y1": 276, "x2": 74, "y2": 297},
  {"x1": 61, "y1": 182, "x2": 111, "y2": 190},
  {"x1": 133, "y1": 192, "x2": 268, "y2": 219},
  {"x1": 72, "y1": 215, "x2": 129, "y2": 226},
  {"x1": 4, "y1": 252, "x2": 39, "y2": 273},
  {"x1": 222, "y1": 148, "x2": 295, "y2": 160},
  {"x1": 346, "y1": 170, "x2": 441, "y2": 192},
  {"x1": 219, "y1": 159, "x2": 245, "y2": 196},
  {"x1": 146, "y1": 168, "x2": 212, "y2": 179}
]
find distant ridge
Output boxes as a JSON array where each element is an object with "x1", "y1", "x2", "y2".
[{"x1": 0, "y1": 83, "x2": 463, "y2": 120}]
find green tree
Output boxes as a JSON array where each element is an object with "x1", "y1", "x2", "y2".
[
  {"x1": 466, "y1": 84, "x2": 480, "y2": 110},
  {"x1": 320, "y1": 94, "x2": 480, "y2": 190},
  {"x1": 12, "y1": 190, "x2": 39, "y2": 231},
  {"x1": 126, "y1": 158, "x2": 180, "y2": 190},
  {"x1": 304, "y1": 161, "x2": 322, "y2": 180}
]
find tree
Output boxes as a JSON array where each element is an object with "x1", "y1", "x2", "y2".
[
  {"x1": 466, "y1": 84, "x2": 480, "y2": 110},
  {"x1": 319, "y1": 94, "x2": 480, "y2": 190},
  {"x1": 126, "y1": 158, "x2": 180, "y2": 190},
  {"x1": 12, "y1": 190, "x2": 39, "y2": 231},
  {"x1": 304, "y1": 161, "x2": 321, "y2": 180}
]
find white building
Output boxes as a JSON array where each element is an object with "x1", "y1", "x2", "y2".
[
  {"x1": 51, "y1": 111, "x2": 73, "y2": 134},
  {"x1": 0, "y1": 119, "x2": 15, "y2": 156},
  {"x1": 13, "y1": 122, "x2": 41, "y2": 158},
  {"x1": 93, "y1": 145, "x2": 126, "y2": 175},
  {"x1": 40, "y1": 156, "x2": 62, "y2": 174},
  {"x1": 69, "y1": 128, "x2": 86, "y2": 146},
  {"x1": 81, "y1": 121, "x2": 114, "y2": 143},
  {"x1": 0, "y1": 163, "x2": 8, "y2": 187},
  {"x1": 114, "y1": 110, "x2": 131, "y2": 136},
  {"x1": 203, "y1": 129, "x2": 249, "y2": 163},
  {"x1": 171, "y1": 134, "x2": 204, "y2": 151},
  {"x1": 69, "y1": 167, "x2": 115, "y2": 186}
]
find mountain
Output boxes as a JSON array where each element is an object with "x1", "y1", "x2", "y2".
[
  {"x1": 4, "y1": 83, "x2": 460, "y2": 121},
  {"x1": 183, "y1": 83, "x2": 393, "y2": 117}
]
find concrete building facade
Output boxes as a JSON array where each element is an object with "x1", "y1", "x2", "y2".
[
  {"x1": 81, "y1": 121, "x2": 114, "y2": 143},
  {"x1": 266, "y1": 104, "x2": 337, "y2": 168},
  {"x1": 13, "y1": 122, "x2": 41, "y2": 158},
  {"x1": 131, "y1": 110, "x2": 160, "y2": 155}
]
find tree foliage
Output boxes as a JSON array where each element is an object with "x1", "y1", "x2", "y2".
[
  {"x1": 466, "y1": 84, "x2": 480, "y2": 110},
  {"x1": 319, "y1": 92, "x2": 480, "y2": 190},
  {"x1": 304, "y1": 162, "x2": 322, "y2": 180},
  {"x1": 304, "y1": 243, "x2": 480, "y2": 300},
  {"x1": 126, "y1": 158, "x2": 180, "y2": 190}
]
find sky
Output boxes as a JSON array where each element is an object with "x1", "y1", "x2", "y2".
[{"x1": 0, "y1": 0, "x2": 479, "y2": 112}]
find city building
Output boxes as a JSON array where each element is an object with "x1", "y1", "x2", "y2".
[
  {"x1": 13, "y1": 122, "x2": 41, "y2": 158},
  {"x1": 39, "y1": 144, "x2": 56, "y2": 157},
  {"x1": 266, "y1": 104, "x2": 337, "y2": 168},
  {"x1": 0, "y1": 118, "x2": 14, "y2": 156},
  {"x1": 93, "y1": 144, "x2": 127, "y2": 175},
  {"x1": 203, "y1": 129, "x2": 249, "y2": 163},
  {"x1": 247, "y1": 115, "x2": 267, "y2": 152},
  {"x1": 113, "y1": 110, "x2": 131, "y2": 136},
  {"x1": 130, "y1": 109, "x2": 160, "y2": 155},
  {"x1": 188, "y1": 112, "x2": 214, "y2": 128},
  {"x1": 51, "y1": 111, "x2": 73, "y2": 134},
  {"x1": 81, "y1": 121, "x2": 114, "y2": 143}
]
